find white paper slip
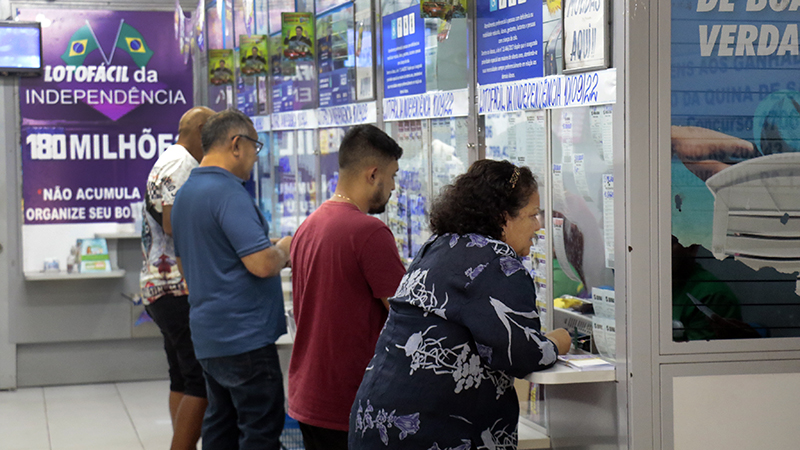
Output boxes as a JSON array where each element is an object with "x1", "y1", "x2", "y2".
[
  {"x1": 559, "y1": 355, "x2": 614, "y2": 371},
  {"x1": 552, "y1": 164, "x2": 568, "y2": 213},
  {"x1": 590, "y1": 106, "x2": 602, "y2": 145},
  {"x1": 507, "y1": 112, "x2": 518, "y2": 163},
  {"x1": 525, "y1": 110, "x2": 547, "y2": 177},
  {"x1": 561, "y1": 111, "x2": 574, "y2": 164},
  {"x1": 573, "y1": 153, "x2": 592, "y2": 201},
  {"x1": 602, "y1": 105, "x2": 614, "y2": 163},
  {"x1": 591, "y1": 287, "x2": 615, "y2": 319},
  {"x1": 602, "y1": 174, "x2": 615, "y2": 269}
]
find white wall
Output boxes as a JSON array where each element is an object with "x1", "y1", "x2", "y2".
[
  {"x1": 673, "y1": 372, "x2": 800, "y2": 450},
  {"x1": 0, "y1": 78, "x2": 18, "y2": 389},
  {"x1": 0, "y1": 0, "x2": 196, "y2": 389}
]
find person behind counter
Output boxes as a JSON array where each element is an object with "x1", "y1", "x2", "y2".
[
  {"x1": 349, "y1": 160, "x2": 571, "y2": 450},
  {"x1": 288, "y1": 124, "x2": 406, "y2": 450},
  {"x1": 171, "y1": 109, "x2": 291, "y2": 450}
]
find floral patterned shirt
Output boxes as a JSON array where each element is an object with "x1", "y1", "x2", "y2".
[
  {"x1": 350, "y1": 233, "x2": 558, "y2": 450},
  {"x1": 140, "y1": 144, "x2": 196, "y2": 304}
]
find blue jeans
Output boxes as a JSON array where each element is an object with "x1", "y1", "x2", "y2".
[{"x1": 199, "y1": 345, "x2": 285, "y2": 450}]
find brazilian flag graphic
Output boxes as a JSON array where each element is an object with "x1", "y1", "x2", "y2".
[
  {"x1": 115, "y1": 23, "x2": 153, "y2": 68},
  {"x1": 61, "y1": 25, "x2": 99, "y2": 66}
]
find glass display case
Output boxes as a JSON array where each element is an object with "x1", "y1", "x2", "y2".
[
  {"x1": 256, "y1": 130, "x2": 275, "y2": 235},
  {"x1": 316, "y1": 3, "x2": 356, "y2": 107},
  {"x1": 318, "y1": 126, "x2": 349, "y2": 201},
  {"x1": 296, "y1": 129, "x2": 318, "y2": 227},
  {"x1": 273, "y1": 130, "x2": 298, "y2": 236}
]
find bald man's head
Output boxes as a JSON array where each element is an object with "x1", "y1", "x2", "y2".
[
  {"x1": 178, "y1": 107, "x2": 215, "y2": 139},
  {"x1": 177, "y1": 106, "x2": 215, "y2": 162}
]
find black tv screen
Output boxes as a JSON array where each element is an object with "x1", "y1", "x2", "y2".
[{"x1": 0, "y1": 21, "x2": 43, "y2": 76}]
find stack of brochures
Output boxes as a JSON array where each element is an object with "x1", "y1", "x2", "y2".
[
  {"x1": 77, "y1": 238, "x2": 111, "y2": 273},
  {"x1": 591, "y1": 287, "x2": 616, "y2": 360},
  {"x1": 558, "y1": 354, "x2": 614, "y2": 371}
]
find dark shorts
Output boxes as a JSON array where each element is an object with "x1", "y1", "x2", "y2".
[
  {"x1": 145, "y1": 294, "x2": 207, "y2": 399},
  {"x1": 298, "y1": 422, "x2": 348, "y2": 450}
]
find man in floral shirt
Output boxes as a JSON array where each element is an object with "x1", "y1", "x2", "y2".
[{"x1": 140, "y1": 106, "x2": 213, "y2": 450}]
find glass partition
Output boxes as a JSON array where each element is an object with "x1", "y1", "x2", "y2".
[
  {"x1": 274, "y1": 130, "x2": 297, "y2": 236},
  {"x1": 422, "y1": 1, "x2": 468, "y2": 91},
  {"x1": 386, "y1": 120, "x2": 430, "y2": 265},
  {"x1": 319, "y1": 126, "x2": 349, "y2": 201},
  {"x1": 354, "y1": 0, "x2": 375, "y2": 100},
  {"x1": 233, "y1": 0, "x2": 251, "y2": 48},
  {"x1": 256, "y1": 130, "x2": 276, "y2": 237},
  {"x1": 484, "y1": 110, "x2": 550, "y2": 327},
  {"x1": 268, "y1": 0, "x2": 294, "y2": 35},
  {"x1": 430, "y1": 117, "x2": 469, "y2": 197},
  {"x1": 551, "y1": 105, "x2": 615, "y2": 359},
  {"x1": 316, "y1": 3, "x2": 356, "y2": 107},
  {"x1": 670, "y1": 0, "x2": 800, "y2": 342},
  {"x1": 255, "y1": 0, "x2": 269, "y2": 35},
  {"x1": 382, "y1": 0, "x2": 468, "y2": 92},
  {"x1": 296, "y1": 129, "x2": 318, "y2": 226}
]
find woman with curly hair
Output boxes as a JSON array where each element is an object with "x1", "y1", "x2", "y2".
[{"x1": 349, "y1": 159, "x2": 571, "y2": 450}]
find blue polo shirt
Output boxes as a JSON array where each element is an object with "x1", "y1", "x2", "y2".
[{"x1": 171, "y1": 166, "x2": 286, "y2": 359}]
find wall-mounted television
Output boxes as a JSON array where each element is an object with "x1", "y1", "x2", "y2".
[{"x1": 0, "y1": 21, "x2": 43, "y2": 76}]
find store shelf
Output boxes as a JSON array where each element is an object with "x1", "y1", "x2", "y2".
[
  {"x1": 518, "y1": 420, "x2": 550, "y2": 449},
  {"x1": 276, "y1": 333, "x2": 294, "y2": 346},
  {"x1": 24, "y1": 269, "x2": 127, "y2": 281},
  {"x1": 525, "y1": 361, "x2": 615, "y2": 385},
  {"x1": 517, "y1": 418, "x2": 551, "y2": 449},
  {"x1": 95, "y1": 232, "x2": 140, "y2": 239}
]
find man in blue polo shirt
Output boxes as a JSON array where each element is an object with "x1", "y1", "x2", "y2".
[{"x1": 171, "y1": 109, "x2": 292, "y2": 450}]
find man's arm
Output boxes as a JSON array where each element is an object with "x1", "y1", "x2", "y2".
[
  {"x1": 380, "y1": 297, "x2": 390, "y2": 311},
  {"x1": 162, "y1": 204, "x2": 173, "y2": 236},
  {"x1": 176, "y1": 256, "x2": 184, "y2": 277},
  {"x1": 241, "y1": 236, "x2": 292, "y2": 278}
]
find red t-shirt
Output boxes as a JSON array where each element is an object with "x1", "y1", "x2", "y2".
[{"x1": 288, "y1": 200, "x2": 406, "y2": 430}]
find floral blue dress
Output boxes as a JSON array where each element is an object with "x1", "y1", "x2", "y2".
[{"x1": 349, "y1": 233, "x2": 558, "y2": 450}]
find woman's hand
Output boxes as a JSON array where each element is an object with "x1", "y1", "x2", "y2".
[{"x1": 545, "y1": 328, "x2": 572, "y2": 355}]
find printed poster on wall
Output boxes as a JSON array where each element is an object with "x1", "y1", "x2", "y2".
[
  {"x1": 272, "y1": 13, "x2": 316, "y2": 112},
  {"x1": 670, "y1": 0, "x2": 800, "y2": 340},
  {"x1": 209, "y1": 49, "x2": 234, "y2": 84},
  {"x1": 382, "y1": 5, "x2": 425, "y2": 98},
  {"x1": 476, "y1": 0, "x2": 543, "y2": 85},
  {"x1": 17, "y1": 9, "x2": 193, "y2": 271},
  {"x1": 281, "y1": 12, "x2": 314, "y2": 62},
  {"x1": 317, "y1": 3, "x2": 356, "y2": 107},
  {"x1": 239, "y1": 34, "x2": 268, "y2": 75},
  {"x1": 563, "y1": 0, "x2": 607, "y2": 72}
]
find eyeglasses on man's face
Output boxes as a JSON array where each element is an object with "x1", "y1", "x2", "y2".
[{"x1": 232, "y1": 134, "x2": 264, "y2": 154}]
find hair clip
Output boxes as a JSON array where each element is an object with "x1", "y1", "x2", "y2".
[{"x1": 509, "y1": 167, "x2": 520, "y2": 190}]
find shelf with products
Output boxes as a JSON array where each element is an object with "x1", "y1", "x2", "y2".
[
  {"x1": 525, "y1": 361, "x2": 615, "y2": 385},
  {"x1": 24, "y1": 269, "x2": 127, "y2": 281},
  {"x1": 517, "y1": 418, "x2": 551, "y2": 449},
  {"x1": 24, "y1": 232, "x2": 131, "y2": 281},
  {"x1": 95, "y1": 232, "x2": 140, "y2": 239}
]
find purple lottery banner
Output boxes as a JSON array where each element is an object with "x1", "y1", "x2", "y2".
[{"x1": 17, "y1": 9, "x2": 193, "y2": 225}]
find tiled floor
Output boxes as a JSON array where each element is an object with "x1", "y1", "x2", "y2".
[{"x1": 0, "y1": 380, "x2": 176, "y2": 450}]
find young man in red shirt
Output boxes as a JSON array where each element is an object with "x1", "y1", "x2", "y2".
[{"x1": 288, "y1": 125, "x2": 406, "y2": 449}]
